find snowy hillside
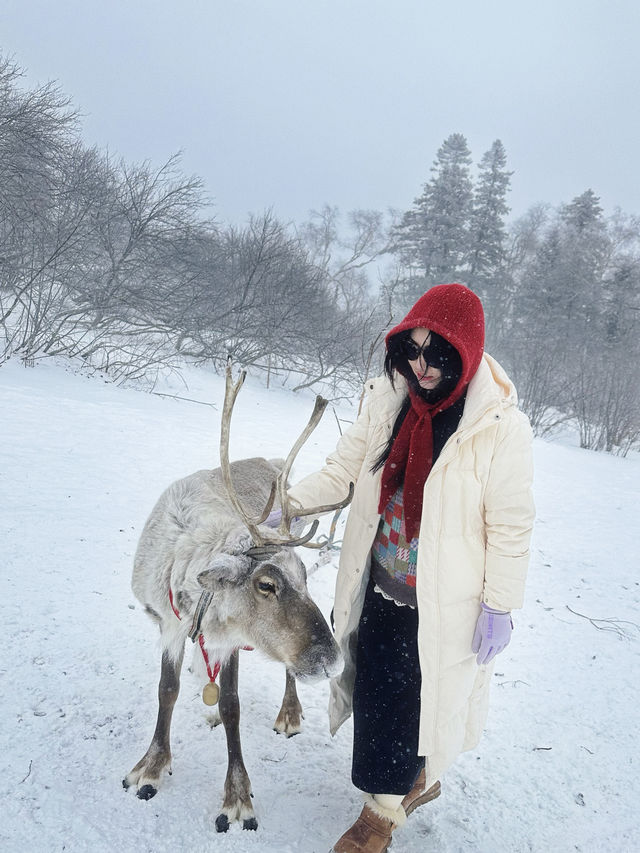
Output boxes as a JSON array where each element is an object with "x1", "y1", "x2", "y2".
[{"x1": 1, "y1": 359, "x2": 638, "y2": 853}]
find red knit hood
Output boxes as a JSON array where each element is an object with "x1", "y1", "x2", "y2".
[
  {"x1": 386, "y1": 283, "x2": 485, "y2": 392},
  {"x1": 379, "y1": 284, "x2": 485, "y2": 539}
]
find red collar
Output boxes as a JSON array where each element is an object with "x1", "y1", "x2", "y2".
[{"x1": 168, "y1": 588, "x2": 252, "y2": 689}]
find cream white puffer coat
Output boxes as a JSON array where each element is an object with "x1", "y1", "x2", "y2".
[{"x1": 288, "y1": 353, "x2": 535, "y2": 786}]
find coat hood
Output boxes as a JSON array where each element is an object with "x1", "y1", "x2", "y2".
[{"x1": 386, "y1": 283, "x2": 485, "y2": 393}]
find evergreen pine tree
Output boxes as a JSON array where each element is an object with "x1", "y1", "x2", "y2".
[
  {"x1": 560, "y1": 188, "x2": 602, "y2": 231},
  {"x1": 395, "y1": 133, "x2": 473, "y2": 294},
  {"x1": 558, "y1": 190, "x2": 608, "y2": 331},
  {"x1": 468, "y1": 140, "x2": 512, "y2": 278},
  {"x1": 466, "y1": 139, "x2": 512, "y2": 344}
]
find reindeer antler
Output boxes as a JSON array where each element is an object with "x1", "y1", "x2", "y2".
[
  {"x1": 219, "y1": 362, "x2": 277, "y2": 547},
  {"x1": 220, "y1": 360, "x2": 353, "y2": 555}
]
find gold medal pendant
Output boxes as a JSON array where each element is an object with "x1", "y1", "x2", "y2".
[{"x1": 202, "y1": 681, "x2": 220, "y2": 706}]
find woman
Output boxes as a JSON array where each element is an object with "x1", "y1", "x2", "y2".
[{"x1": 287, "y1": 283, "x2": 535, "y2": 853}]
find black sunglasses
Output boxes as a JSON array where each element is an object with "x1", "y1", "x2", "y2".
[{"x1": 401, "y1": 336, "x2": 433, "y2": 362}]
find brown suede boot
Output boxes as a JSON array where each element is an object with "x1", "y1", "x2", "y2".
[
  {"x1": 330, "y1": 797, "x2": 405, "y2": 853},
  {"x1": 400, "y1": 769, "x2": 441, "y2": 817}
]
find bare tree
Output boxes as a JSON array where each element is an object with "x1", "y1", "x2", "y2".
[
  {"x1": 0, "y1": 59, "x2": 208, "y2": 382},
  {"x1": 296, "y1": 205, "x2": 400, "y2": 389}
]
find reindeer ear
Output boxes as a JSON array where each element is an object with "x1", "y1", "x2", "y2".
[{"x1": 197, "y1": 553, "x2": 252, "y2": 589}]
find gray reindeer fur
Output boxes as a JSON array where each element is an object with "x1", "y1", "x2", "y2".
[{"x1": 124, "y1": 456, "x2": 342, "y2": 831}]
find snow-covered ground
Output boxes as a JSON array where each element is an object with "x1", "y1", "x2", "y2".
[{"x1": 1, "y1": 358, "x2": 638, "y2": 853}]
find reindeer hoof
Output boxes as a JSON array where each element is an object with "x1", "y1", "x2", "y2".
[
  {"x1": 273, "y1": 725, "x2": 301, "y2": 738},
  {"x1": 273, "y1": 721, "x2": 302, "y2": 738},
  {"x1": 137, "y1": 784, "x2": 158, "y2": 800},
  {"x1": 215, "y1": 814, "x2": 230, "y2": 833},
  {"x1": 243, "y1": 817, "x2": 258, "y2": 831}
]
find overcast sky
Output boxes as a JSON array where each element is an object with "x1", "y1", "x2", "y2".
[{"x1": 2, "y1": 0, "x2": 639, "y2": 227}]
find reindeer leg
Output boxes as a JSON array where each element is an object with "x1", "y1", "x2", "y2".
[
  {"x1": 273, "y1": 668, "x2": 303, "y2": 737},
  {"x1": 123, "y1": 647, "x2": 184, "y2": 800},
  {"x1": 215, "y1": 650, "x2": 257, "y2": 832}
]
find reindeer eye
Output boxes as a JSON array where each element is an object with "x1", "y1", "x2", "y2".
[{"x1": 257, "y1": 579, "x2": 276, "y2": 595}]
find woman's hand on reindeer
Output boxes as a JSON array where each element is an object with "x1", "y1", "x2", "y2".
[
  {"x1": 265, "y1": 509, "x2": 282, "y2": 527},
  {"x1": 264, "y1": 509, "x2": 306, "y2": 536},
  {"x1": 472, "y1": 603, "x2": 513, "y2": 665}
]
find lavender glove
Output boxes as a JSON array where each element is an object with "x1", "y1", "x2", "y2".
[
  {"x1": 265, "y1": 509, "x2": 282, "y2": 528},
  {"x1": 472, "y1": 603, "x2": 513, "y2": 665},
  {"x1": 264, "y1": 509, "x2": 306, "y2": 536}
]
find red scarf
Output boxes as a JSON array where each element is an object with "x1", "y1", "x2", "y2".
[
  {"x1": 377, "y1": 283, "x2": 485, "y2": 541},
  {"x1": 378, "y1": 384, "x2": 465, "y2": 540}
]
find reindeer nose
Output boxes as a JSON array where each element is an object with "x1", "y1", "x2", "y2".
[{"x1": 293, "y1": 635, "x2": 343, "y2": 682}]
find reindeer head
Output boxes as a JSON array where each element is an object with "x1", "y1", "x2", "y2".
[
  {"x1": 197, "y1": 542, "x2": 342, "y2": 680},
  {"x1": 189, "y1": 361, "x2": 352, "y2": 679}
]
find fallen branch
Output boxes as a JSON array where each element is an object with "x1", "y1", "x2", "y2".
[
  {"x1": 262, "y1": 753, "x2": 287, "y2": 763},
  {"x1": 151, "y1": 392, "x2": 217, "y2": 408},
  {"x1": 566, "y1": 606, "x2": 639, "y2": 640},
  {"x1": 19, "y1": 760, "x2": 33, "y2": 783}
]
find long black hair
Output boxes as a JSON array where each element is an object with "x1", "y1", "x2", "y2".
[{"x1": 370, "y1": 329, "x2": 462, "y2": 473}]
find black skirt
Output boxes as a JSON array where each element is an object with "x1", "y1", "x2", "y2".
[{"x1": 351, "y1": 576, "x2": 425, "y2": 795}]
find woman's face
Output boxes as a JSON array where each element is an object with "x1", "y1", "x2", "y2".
[{"x1": 407, "y1": 327, "x2": 442, "y2": 390}]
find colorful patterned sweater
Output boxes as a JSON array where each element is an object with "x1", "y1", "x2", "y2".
[
  {"x1": 370, "y1": 390, "x2": 468, "y2": 608},
  {"x1": 371, "y1": 485, "x2": 419, "y2": 608}
]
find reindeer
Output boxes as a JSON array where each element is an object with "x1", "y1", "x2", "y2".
[{"x1": 123, "y1": 365, "x2": 352, "y2": 832}]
